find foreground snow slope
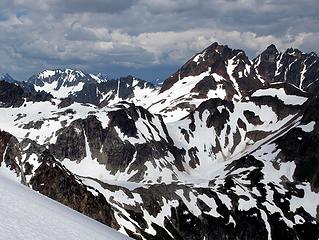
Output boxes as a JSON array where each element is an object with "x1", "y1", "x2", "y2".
[{"x1": 0, "y1": 175, "x2": 131, "y2": 240}]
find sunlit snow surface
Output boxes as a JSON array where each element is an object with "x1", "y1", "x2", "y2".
[
  {"x1": 0, "y1": 99, "x2": 113, "y2": 145},
  {"x1": 33, "y1": 69, "x2": 93, "y2": 98},
  {"x1": 0, "y1": 174, "x2": 131, "y2": 240},
  {"x1": 34, "y1": 81, "x2": 85, "y2": 99},
  {"x1": 251, "y1": 88, "x2": 308, "y2": 105}
]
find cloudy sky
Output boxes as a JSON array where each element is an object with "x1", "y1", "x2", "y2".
[{"x1": 0, "y1": 0, "x2": 318, "y2": 82}]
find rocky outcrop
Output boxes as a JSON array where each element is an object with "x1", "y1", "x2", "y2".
[
  {"x1": 254, "y1": 45, "x2": 319, "y2": 93},
  {"x1": 48, "y1": 102, "x2": 184, "y2": 179},
  {"x1": 99, "y1": 154, "x2": 319, "y2": 240},
  {"x1": 0, "y1": 80, "x2": 25, "y2": 107},
  {"x1": 253, "y1": 44, "x2": 279, "y2": 84},
  {"x1": 275, "y1": 96, "x2": 319, "y2": 192},
  {"x1": 0, "y1": 130, "x2": 13, "y2": 161},
  {"x1": 160, "y1": 42, "x2": 263, "y2": 96},
  {"x1": 24, "y1": 70, "x2": 158, "y2": 106},
  {"x1": 28, "y1": 69, "x2": 96, "y2": 88},
  {"x1": 30, "y1": 150, "x2": 119, "y2": 229},
  {"x1": 0, "y1": 80, "x2": 52, "y2": 108}
]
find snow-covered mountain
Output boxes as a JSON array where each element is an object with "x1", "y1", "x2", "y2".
[
  {"x1": 1, "y1": 42, "x2": 319, "y2": 240},
  {"x1": 146, "y1": 42, "x2": 319, "y2": 122},
  {"x1": 11, "y1": 43, "x2": 318, "y2": 124},
  {"x1": 94, "y1": 72, "x2": 109, "y2": 82},
  {"x1": 0, "y1": 174, "x2": 131, "y2": 240},
  {"x1": 24, "y1": 70, "x2": 159, "y2": 106},
  {"x1": 27, "y1": 69, "x2": 100, "y2": 98},
  {"x1": 73, "y1": 75, "x2": 159, "y2": 106}
]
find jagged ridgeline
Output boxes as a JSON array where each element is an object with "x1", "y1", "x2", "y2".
[{"x1": 1, "y1": 42, "x2": 319, "y2": 240}]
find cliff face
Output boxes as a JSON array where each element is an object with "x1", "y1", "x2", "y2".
[{"x1": 30, "y1": 151, "x2": 119, "y2": 229}]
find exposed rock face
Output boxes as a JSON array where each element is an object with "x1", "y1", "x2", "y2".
[
  {"x1": 58, "y1": 98, "x2": 74, "y2": 108},
  {"x1": 254, "y1": 45, "x2": 319, "y2": 93},
  {"x1": 30, "y1": 151, "x2": 119, "y2": 229},
  {"x1": 0, "y1": 130, "x2": 15, "y2": 167},
  {"x1": 0, "y1": 80, "x2": 25, "y2": 107},
  {"x1": 1, "y1": 130, "x2": 120, "y2": 229},
  {"x1": 160, "y1": 42, "x2": 262, "y2": 96},
  {"x1": 50, "y1": 113, "x2": 137, "y2": 172},
  {"x1": 0, "y1": 131, "x2": 10, "y2": 159},
  {"x1": 254, "y1": 44, "x2": 279, "y2": 84},
  {"x1": 23, "y1": 71, "x2": 158, "y2": 106},
  {"x1": 0, "y1": 80, "x2": 52, "y2": 108},
  {"x1": 96, "y1": 76, "x2": 157, "y2": 106},
  {"x1": 275, "y1": 96, "x2": 319, "y2": 192},
  {"x1": 49, "y1": 102, "x2": 184, "y2": 180},
  {"x1": 28, "y1": 69, "x2": 96, "y2": 88}
]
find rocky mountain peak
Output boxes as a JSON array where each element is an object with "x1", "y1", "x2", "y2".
[
  {"x1": 285, "y1": 47, "x2": 303, "y2": 56},
  {"x1": 0, "y1": 73, "x2": 16, "y2": 83},
  {"x1": 30, "y1": 69, "x2": 97, "y2": 85},
  {"x1": 254, "y1": 45, "x2": 319, "y2": 93},
  {"x1": 258, "y1": 44, "x2": 279, "y2": 62},
  {"x1": 201, "y1": 42, "x2": 233, "y2": 59},
  {"x1": 94, "y1": 73, "x2": 108, "y2": 82},
  {"x1": 253, "y1": 44, "x2": 280, "y2": 83},
  {"x1": 159, "y1": 42, "x2": 251, "y2": 94},
  {"x1": 264, "y1": 44, "x2": 278, "y2": 54},
  {"x1": 26, "y1": 69, "x2": 100, "y2": 99}
]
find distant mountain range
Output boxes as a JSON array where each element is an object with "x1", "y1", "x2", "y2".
[
  {"x1": 0, "y1": 73, "x2": 16, "y2": 83},
  {"x1": 1, "y1": 42, "x2": 319, "y2": 240}
]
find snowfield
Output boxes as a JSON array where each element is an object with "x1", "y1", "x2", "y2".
[{"x1": 0, "y1": 175, "x2": 132, "y2": 240}]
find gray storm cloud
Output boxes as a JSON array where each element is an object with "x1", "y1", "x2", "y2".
[{"x1": 0, "y1": 0, "x2": 318, "y2": 81}]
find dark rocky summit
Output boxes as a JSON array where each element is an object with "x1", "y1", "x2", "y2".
[
  {"x1": 254, "y1": 44, "x2": 319, "y2": 93},
  {"x1": 160, "y1": 42, "x2": 262, "y2": 98},
  {"x1": 0, "y1": 80, "x2": 52, "y2": 107}
]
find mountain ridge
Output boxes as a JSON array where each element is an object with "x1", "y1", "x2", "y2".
[
  {"x1": 1, "y1": 41, "x2": 319, "y2": 240},
  {"x1": 0, "y1": 73, "x2": 16, "y2": 83}
]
